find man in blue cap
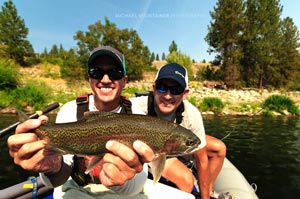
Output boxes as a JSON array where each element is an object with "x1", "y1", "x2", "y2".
[{"x1": 131, "y1": 63, "x2": 231, "y2": 199}]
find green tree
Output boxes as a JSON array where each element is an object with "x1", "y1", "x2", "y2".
[
  {"x1": 49, "y1": 44, "x2": 59, "y2": 57},
  {"x1": 0, "y1": 0, "x2": 34, "y2": 65},
  {"x1": 243, "y1": 0, "x2": 283, "y2": 89},
  {"x1": 162, "y1": 52, "x2": 166, "y2": 60},
  {"x1": 74, "y1": 17, "x2": 151, "y2": 80},
  {"x1": 155, "y1": 53, "x2": 159, "y2": 61},
  {"x1": 206, "y1": 0, "x2": 245, "y2": 88},
  {"x1": 169, "y1": 40, "x2": 178, "y2": 53},
  {"x1": 167, "y1": 51, "x2": 193, "y2": 80},
  {"x1": 150, "y1": 52, "x2": 155, "y2": 62},
  {"x1": 276, "y1": 17, "x2": 300, "y2": 88},
  {"x1": 60, "y1": 48, "x2": 83, "y2": 79}
]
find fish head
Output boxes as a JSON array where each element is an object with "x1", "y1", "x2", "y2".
[{"x1": 163, "y1": 126, "x2": 201, "y2": 157}]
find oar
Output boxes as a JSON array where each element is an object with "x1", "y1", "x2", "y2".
[{"x1": 0, "y1": 102, "x2": 60, "y2": 138}]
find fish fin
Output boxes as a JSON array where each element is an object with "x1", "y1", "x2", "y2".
[
  {"x1": 43, "y1": 144, "x2": 66, "y2": 156},
  {"x1": 149, "y1": 153, "x2": 166, "y2": 184},
  {"x1": 84, "y1": 155, "x2": 103, "y2": 174},
  {"x1": 17, "y1": 110, "x2": 29, "y2": 123}
]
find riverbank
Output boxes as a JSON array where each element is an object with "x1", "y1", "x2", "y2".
[
  {"x1": 1, "y1": 64, "x2": 300, "y2": 116},
  {"x1": 127, "y1": 79, "x2": 300, "y2": 116}
]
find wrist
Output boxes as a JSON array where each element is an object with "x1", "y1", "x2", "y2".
[{"x1": 45, "y1": 156, "x2": 63, "y2": 176}]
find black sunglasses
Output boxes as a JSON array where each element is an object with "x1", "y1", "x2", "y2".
[
  {"x1": 88, "y1": 68, "x2": 123, "y2": 81},
  {"x1": 155, "y1": 83, "x2": 185, "y2": 95}
]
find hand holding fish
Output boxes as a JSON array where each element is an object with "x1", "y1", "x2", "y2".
[
  {"x1": 7, "y1": 116, "x2": 63, "y2": 174},
  {"x1": 92, "y1": 140, "x2": 154, "y2": 187}
]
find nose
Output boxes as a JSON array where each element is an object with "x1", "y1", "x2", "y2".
[
  {"x1": 101, "y1": 74, "x2": 111, "y2": 82},
  {"x1": 164, "y1": 90, "x2": 173, "y2": 98}
]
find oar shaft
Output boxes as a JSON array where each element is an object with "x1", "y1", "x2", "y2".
[{"x1": 0, "y1": 102, "x2": 59, "y2": 138}]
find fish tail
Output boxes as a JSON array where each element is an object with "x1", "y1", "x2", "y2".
[{"x1": 17, "y1": 110, "x2": 29, "y2": 123}]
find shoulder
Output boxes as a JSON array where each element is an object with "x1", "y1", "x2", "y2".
[
  {"x1": 55, "y1": 100, "x2": 78, "y2": 123},
  {"x1": 181, "y1": 100, "x2": 206, "y2": 147},
  {"x1": 183, "y1": 100, "x2": 202, "y2": 117},
  {"x1": 130, "y1": 96, "x2": 149, "y2": 115}
]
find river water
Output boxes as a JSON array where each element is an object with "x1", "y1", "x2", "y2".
[{"x1": 0, "y1": 114, "x2": 299, "y2": 198}]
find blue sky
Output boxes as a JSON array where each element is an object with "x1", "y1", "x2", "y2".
[{"x1": 1, "y1": 0, "x2": 299, "y2": 62}]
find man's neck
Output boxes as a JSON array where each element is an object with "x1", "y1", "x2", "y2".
[
  {"x1": 154, "y1": 106, "x2": 176, "y2": 122},
  {"x1": 94, "y1": 97, "x2": 121, "y2": 112}
]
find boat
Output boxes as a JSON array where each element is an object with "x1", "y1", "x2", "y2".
[
  {"x1": 214, "y1": 158, "x2": 259, "y2": 199},
  {"x1": 0, "y1": 157, "x2": 259, "y2": 199}
]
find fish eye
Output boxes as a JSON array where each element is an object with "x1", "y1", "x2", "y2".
[{"x1": 186, "y1": 139, "x2": 196, "y2": 146}]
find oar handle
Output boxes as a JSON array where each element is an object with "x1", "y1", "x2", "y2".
[{"x1": 0, "y1": 102, "x2": 60, "y2": 138}]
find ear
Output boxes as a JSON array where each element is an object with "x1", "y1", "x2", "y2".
[
  {"x1": 88, "y1": 77, "x2": 92, "y2": 84},
  {"x1": 182, "y1": 88, "x2": 189, "y2": 100},
  {"x1": 121, "y1": 75, "x2": 128, "y2": 89}
]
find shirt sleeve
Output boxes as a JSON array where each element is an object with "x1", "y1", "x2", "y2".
[
  {"x1": 55, "y1": 100, "x2": 78, "y2": 123},
  {"x1": 181, "y1": 100, "x2": 207, "y2": 149},
  {"x1": 130, "y1": 96, "x2": 149, "y2": 114}
]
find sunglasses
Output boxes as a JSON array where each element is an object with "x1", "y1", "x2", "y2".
[
  {"x1": 155, "y1": 83, "x2": 185, "y2": 95},
  {"x1": 88, "y1": 68, "x2": 123, "y2": 81}
]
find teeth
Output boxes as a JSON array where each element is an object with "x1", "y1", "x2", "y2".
[
  {"x1": 162, "y1": 100, "x2": 174, "y2": 105},
  {"x1": 100, "y1": 87, "x2": 112, "y2": 91}
]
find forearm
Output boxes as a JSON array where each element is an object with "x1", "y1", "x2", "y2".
[
  {"x1": 40, "y1": 155, "x2": 73, "y2": 187},
  {"x1": 194, "y1": 150, "x2": 210, "y2": 199},
  {"x1": 196, "y1": 163, "x2": 210, "y2": 199}
]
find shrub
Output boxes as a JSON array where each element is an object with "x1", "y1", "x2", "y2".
[
  {"x1": 0, "y1": 59, "x2": 19, "y2": 90},
  {"x1": 0, "y1": 90, "x2": 11, "y2": 107},
  {"x1": 9, "y1": 81, "x2": 51, "y2": 110},
  {"x1": 262, "y1": 95, "x2": 299, "y2": 115},
  {"x1": 262, "y1": 109, "x2": 275, "y2": 117},
  {"x1": 188, "y1": 96, "x2": 198, "y2": 107},
  {"x1": 200, "y1": 97, "x2": 224, "y2": 114}
]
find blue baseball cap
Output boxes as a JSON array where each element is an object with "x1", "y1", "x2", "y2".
[
  {"x1": 155, "y1": 63, "x2": 188, "y2": 88},
  {"x1": 88, "y1": 46, "x2": 126, "y2": 75}
]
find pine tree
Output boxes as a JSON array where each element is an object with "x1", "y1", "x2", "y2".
[
  {"x1": 155, "y1": 53, "x2": 159, "y2": 61},
  {"x1": 162, "y1": 52, "x2": 166, "y2": 60},
  {"x1": 243, "y1": 0, "x2": 283, "y2": 89},
  {"x1": 150, "y1": 52, "x2": 155, "y2": 62},
  {"x1": 276, "y1": 17, "x2": 300, "y2": 88},
  {"x1": 0, "y1": 0, "x2": 34, "y2": 65},
  {"x1": 169, "y1": 40, "x2": 178, "y2": 53},
  {"x1": 206, "y1": 0, "x2": 246, "y2": 88}
]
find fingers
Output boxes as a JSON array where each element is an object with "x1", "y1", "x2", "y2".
[
  {"x1": 133, "y1": 140, "x2": 155, "y2": 163},
  {"x1": 105, "y1": 141, "x2": 142, "y2": 171},
  {"x1": 7, "y1": 115, "x2": 60, "y2": 173},
  {"x1": 8, "y1": 133, "x2": 40, "y2": 155},
  {"x1": 99, "y1": 140, "x2": 153, "y2": 187},
  {"x1": 15, "y1": 115, "x2": 48, "y2": 134},
  {"x1": 100, "y1": 153, "x2": 136, "y2": 187}
]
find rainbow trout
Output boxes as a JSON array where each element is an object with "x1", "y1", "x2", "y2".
[{"x1": 21, "y1": 111, "x2": 201, "y2": 183}]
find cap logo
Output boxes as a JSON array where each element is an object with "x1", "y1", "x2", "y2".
[{"x1": 175, "y1": 70, "x2": 185, "y2": 79}]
